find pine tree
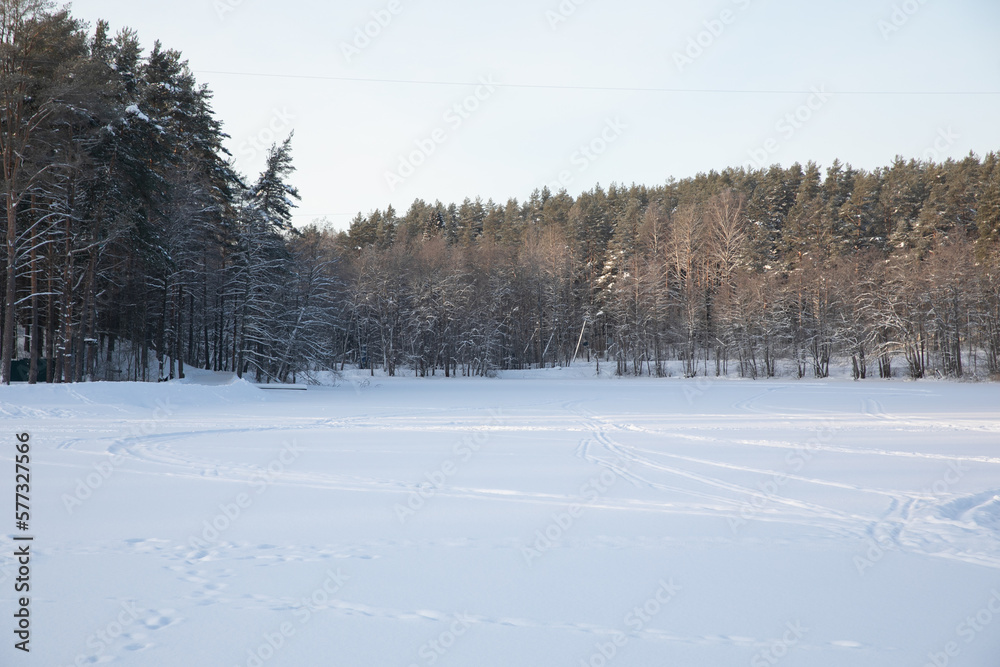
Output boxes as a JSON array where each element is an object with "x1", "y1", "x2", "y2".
[
  {"x1": 976, "y1": 152, "x2": 1000, "y2": 261},
  {"x1": 782, "y1": 162, "x2": 826, "y2": 264},
  {"x1": 745, "y1": 166, "x2": 797, "y2": 270},
  {"x1": 838, "y1": 170, "x2": 883, "y2": 251},
  {"x1": 0, "y1": 0, "x2": 90, "y2": 383},
  {"x1": 883, "y1": 157, "x2": 929, "y2": 255},
  {"x1": 233, "y1": 136, "x2": 300, "y2": 380}
]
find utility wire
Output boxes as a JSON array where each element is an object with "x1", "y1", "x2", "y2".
[{"x1": 195, "y1": 70, "x2": 1000, "y2": 96}]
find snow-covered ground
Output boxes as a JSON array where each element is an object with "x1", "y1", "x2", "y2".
[{"x1": 1, "y1": 369, "x2": 999, "y2": 666}]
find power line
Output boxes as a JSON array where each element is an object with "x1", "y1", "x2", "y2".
[{"x1": 194, "y1": 70, "x2": 1000, "y2": 96}]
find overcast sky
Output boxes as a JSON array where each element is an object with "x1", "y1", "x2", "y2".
[{"x1": 68, "y1": 0, "x2": 1000, "y2": 229}]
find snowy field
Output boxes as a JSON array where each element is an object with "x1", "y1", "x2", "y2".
[{"x1": 1, "y1": 370, "x2": 1000, "y2": 667}]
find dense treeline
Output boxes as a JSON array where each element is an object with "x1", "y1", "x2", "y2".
[
  {"x1": 0, "y1": 1, "x2": 327, "y2": 384},
  {"x1": 337, "y1": 155, "x2": 1000, "y2": 380},
  {"x1": 3, "y1": 2, "x2": 998, "y2": 384}
]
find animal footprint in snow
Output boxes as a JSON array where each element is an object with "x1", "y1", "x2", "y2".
[
  {"x1": 123, "y1": 641, "x2": 155, "y2": 651},
  {"x1": 191, "y1": 582, "x2": 226, "y2": 603},
  {"x1": 143, "y1": 611, "x2": 182, "y2": 630}
]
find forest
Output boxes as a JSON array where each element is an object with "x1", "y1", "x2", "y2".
[
  {"x1": 2, "y1": 2, "x2": 999, "y2": 384},
  {"x1": 337, "y1": 156, "x2": 1000, "y2": 381}
]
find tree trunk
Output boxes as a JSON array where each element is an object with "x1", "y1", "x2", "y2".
[
  {"x1": 45, "y1": 260, "x2": 54, "y2": 383},
  {"x1": 2, "y1": 189, "x2": 16, "y2": 384},
  {"x1": 28, "y1": 201, "x2": 38, "y2": 384}
]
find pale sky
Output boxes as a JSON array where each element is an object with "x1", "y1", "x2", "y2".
[{"x1": 69, "y1": 0, "x2": 1000, "y2": 229}]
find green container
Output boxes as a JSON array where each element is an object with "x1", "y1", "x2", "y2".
[{"x1": 10, "y1": 359, "x2": 47, "y2": 383}]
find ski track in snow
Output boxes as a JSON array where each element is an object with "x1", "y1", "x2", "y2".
[
  {"x1": 33, "y1": 389, "x2": 1000, "y2": 559},
  {"x1": 2, "y1": 378, "x2": 999, "y2": 665},
  {"x1": 93, "y1": 387, "x2": 1000, "y2": 612},
  {"x1": 561, "y1": 395, "x2": 1000, "y2": 568}
]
